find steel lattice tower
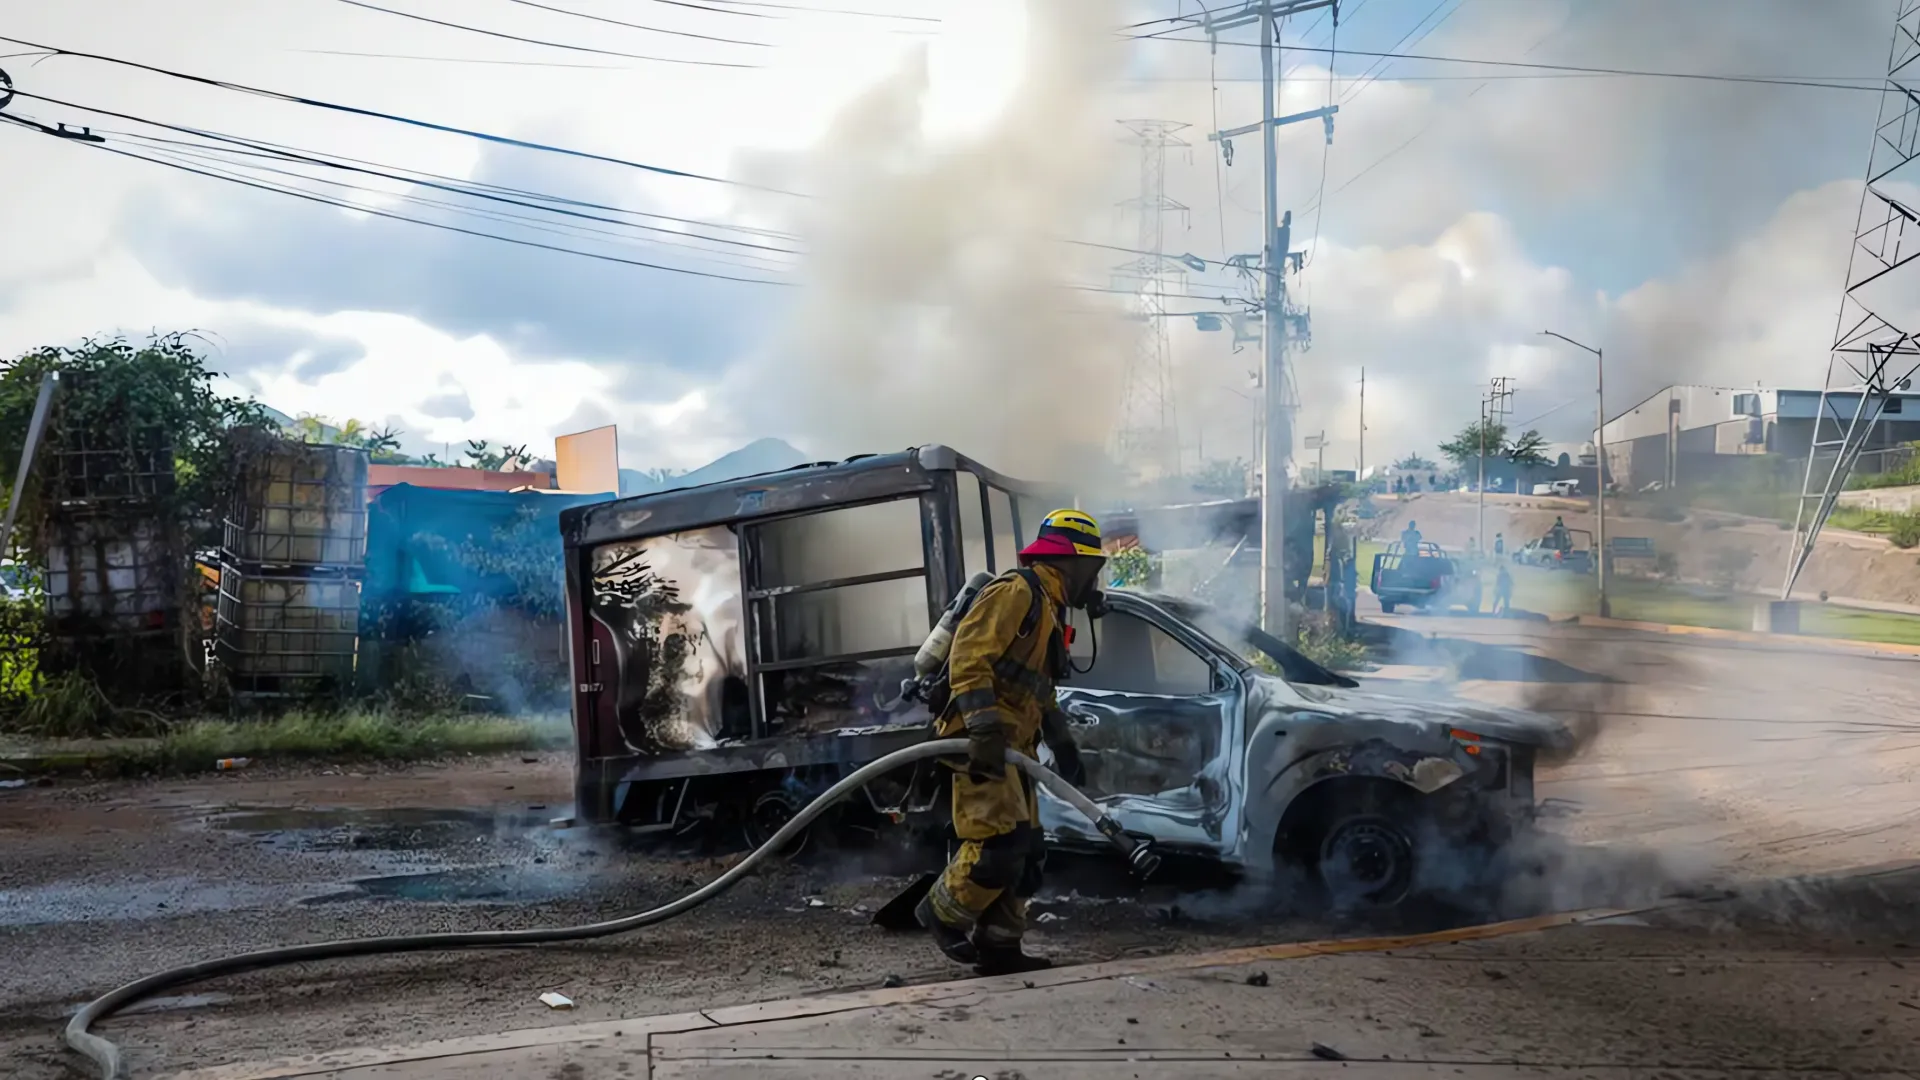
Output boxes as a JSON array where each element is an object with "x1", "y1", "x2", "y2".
[
  {"x1": 1113, "y1": 119, "x2": 1191, "y2": 479},
  {"x1": 1783, "y1": 0, "x2": 1920, "y2": 598}
]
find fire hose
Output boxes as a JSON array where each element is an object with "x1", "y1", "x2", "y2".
[{"x1": 65, "y1": 739, "x2": 1161, "y2": 1080}]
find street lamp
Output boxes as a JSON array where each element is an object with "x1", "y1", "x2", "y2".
[{"x1": 1539, "y1": 331, "x2": 1609, "y2": 618}]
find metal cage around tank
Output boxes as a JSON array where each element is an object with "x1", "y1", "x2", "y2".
[
  {"x1": 213, "y1": 562, "x2": 361, "y2": 697},
  {"x1": 222, "y1": 443, "x2": 370, "y2": 568}
]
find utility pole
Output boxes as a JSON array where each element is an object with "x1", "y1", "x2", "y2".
[
  {"x1": 1539, "y1": 332, "x2": 1607, "y2": 616},
  {"x1": 1206, "y1": 0, "x2": 1338, "y2": 638},
  {"x1": 1477, "y1": 377, "x2": 1514, "y2": 550},
  {"x1": 1357, "y1": 367, "x2": 1366, "y2": 481}
]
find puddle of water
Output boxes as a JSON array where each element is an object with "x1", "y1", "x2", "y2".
[
  {"x1": 303, "y1": 865, "x2": 583, "y2": 906},
  {"x1": 207, "y1": 806, "x2": 551, "y2": 854}
]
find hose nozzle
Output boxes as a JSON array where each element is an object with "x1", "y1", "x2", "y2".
[{"x1": 1094, "y1": 815, "x2": 1161, "y2": 881}]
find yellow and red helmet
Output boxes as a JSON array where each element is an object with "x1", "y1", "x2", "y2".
[{"x1": 1019, "y1": 509, "x2": 1105, "y2": 562}]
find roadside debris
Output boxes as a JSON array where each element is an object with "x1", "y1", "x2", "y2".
[
  {"x1": 0, "y1": 779, "x2": 27, "y2": 790},
  {"x1": 538, "y1": 992, "x2": 574, "y2": 1010},
  {"x1": 882, "y1": 974, "x2": 904, "y2": 988},
  {"x1": 1245, "y1": 971, "x2": 1269, "y2": 987},
  {"x1": 215, "y1": 758, "x2": 251, "y2": 771},
  {"x1": 1311, "y1": 1042, "x2": 1348, "y2": 1062}
]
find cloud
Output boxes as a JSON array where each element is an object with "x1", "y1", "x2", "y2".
[
  {"x1": 417, "y1": 389, "x2": 476, "y2": 422},
  {"x1": 117, "y1": 140, "x2": 786, "y2": 372}
]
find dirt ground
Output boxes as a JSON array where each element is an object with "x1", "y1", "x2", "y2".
[
  {"x1": 6, "y1": 620, "x2": 1920, "y2": 1077},
  {"x1": 1362, "y1": 490, "x2": 1920, "y2": 604}
]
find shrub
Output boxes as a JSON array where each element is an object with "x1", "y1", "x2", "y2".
[{"x1": 1889, "y1": 513, "x2": 1920, "y2": 549}]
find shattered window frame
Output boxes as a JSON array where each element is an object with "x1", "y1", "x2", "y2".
[{"x1": 740, "y1": 494, "x2": 939, "y2": 735}]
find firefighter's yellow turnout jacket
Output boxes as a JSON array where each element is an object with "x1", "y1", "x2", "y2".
[{"x1": 933, "y1": 562, "x2": 1068, "y2": 838}]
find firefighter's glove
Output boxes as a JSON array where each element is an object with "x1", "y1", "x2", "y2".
[
  {"x1": 1041, "y1": 708, "x2": 1087, "y2": 788},
  {"x1": 964, "y1": 712, "x2": 1009, "y2": 784}
]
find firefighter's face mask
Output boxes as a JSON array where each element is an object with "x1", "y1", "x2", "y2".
[{"x1": 1053, "y1": 555, "x2": 1108, "y2": 612}]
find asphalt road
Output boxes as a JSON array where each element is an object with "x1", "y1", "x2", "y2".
[{"x1": 5, "y1": 618, "x2": 1918, "y2": 1078}]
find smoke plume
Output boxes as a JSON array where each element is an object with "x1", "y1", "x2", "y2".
[{"x1": 731, "y1": 0, "x2": 1136, "y2": 484}]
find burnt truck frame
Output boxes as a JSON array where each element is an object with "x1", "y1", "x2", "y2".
[
  {"x1": 560, "y1": 445, "x2": 1571, "y2": 906},
  {"x1": 559, "y1": 446, "x2": 1066, "y2": 841}
]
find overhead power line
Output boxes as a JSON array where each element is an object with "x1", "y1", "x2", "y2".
[
  {"x1": 333, "y1": 0, "x2": 762, "y2": 67},
  {"x1": 294, "y1": 48, "x2": 633, "y2": 69},
  {"x1": 1127, "y1": 35, "x2": 1889, "y2": 93},
  {"x1": 124, "y1": 136, "x2": 794, "y2": 273},
  {"x1": 105, "y1": 126, "x2": 801, "y2": 256},
  {"x1": 501, "y1": 0, "x2": 774, "y2": 46},
  {"x1": 0, "y1": 35, "x2": 808, "y2": 195},
  {"x1": 691, "y1": 0, "x2": 941, "y2": 21},
  {"x1": 0, "y1": 118, "x2": 790, "y2": 285},
  {"x1": 642, "y1": 0, "x2": 775, "y2": 19}
]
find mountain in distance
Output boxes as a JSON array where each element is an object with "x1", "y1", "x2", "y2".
[{"x1": 619, "y1": 437, "x2": 812, "y2": 497}]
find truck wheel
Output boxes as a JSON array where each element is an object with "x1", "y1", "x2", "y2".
[
  {"x1": 743, "y1": 788, "x2": 811, "y2": 858},
  {"x1": 1319, "y1": 813, "x2": 1416, "y2": 909}
]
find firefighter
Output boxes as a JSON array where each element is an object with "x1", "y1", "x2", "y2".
[{"x1": 917, "y1": 509, "x2": 1104, "y2": 975}]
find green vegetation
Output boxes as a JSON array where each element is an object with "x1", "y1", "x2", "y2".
[
  {"x1": 11, "y1": 671, "x2": 164, "y2": 739},
  {"x1": 0, "y1": 335, "x2": 273, "y2": 553},
  {"x1": 1108, "y1": 546, "x2": 1158, "y2": 589},
  {"x1": 161, "y1": 709, "x2": 566, "y2": 769},
  {"x1": 1290, "y1": 618, "x2": 1371, "y2": 672},
  {"x1": 1500, "y1": 566, "x2": 1920, "y2": 646},
  {"x1": 1437, "y1": 419, "x2": 1549, "y2": 470},
  {"x1": 1825, "y1": 505, "x2": 1920, "y2": 547},
  {"x1": 5, "y1": 709, "x2": 567, "y2": 776},
  {"x1": 1845, "y1": 444, "x2": 1920, "y2": 490}
]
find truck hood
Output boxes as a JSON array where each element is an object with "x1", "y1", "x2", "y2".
[{"x1": 1278, "y1": 678, "x2": 1575, "y2": 753}]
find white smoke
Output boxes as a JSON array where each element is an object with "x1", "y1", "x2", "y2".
[{"x1": 725, "y1": 0, "x2": 1138, "y2": 485}]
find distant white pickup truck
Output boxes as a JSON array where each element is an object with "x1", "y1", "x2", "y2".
[{"x1": 1531, "y1": 480, "x2": 1581, "y2": 497}]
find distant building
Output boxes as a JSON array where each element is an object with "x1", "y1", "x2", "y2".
[
  {"x1": 1594, "y1": 384, "x2": 1920, "y2": 490},
  {"x1": 365, "y1": 464, "x2": 553, "y2": 501}
]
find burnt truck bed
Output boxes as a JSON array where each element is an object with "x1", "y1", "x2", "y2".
[{"x1": 557, "y1": 445, "x2": 1063, "y2": 833}]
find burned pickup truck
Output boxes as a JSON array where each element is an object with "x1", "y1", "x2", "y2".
[{"x1": 559, "y1": 446, "x2": 1572, "y2": 906}]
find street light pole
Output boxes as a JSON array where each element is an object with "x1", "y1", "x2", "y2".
[
  {"x1": 1540, "y1": 331, "x2": 1609, "y2": 618},
  {"x1": 1476, "y1": 394, "x2": 1488, "y2": 550}
]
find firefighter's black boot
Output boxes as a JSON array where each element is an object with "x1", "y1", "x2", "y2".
[
  {"x1": 973, "y1": 945, "x2": 1053, "y2": 977},
  {"x1": 915, "y1": 894, "x2": 978, "y2": 965}
]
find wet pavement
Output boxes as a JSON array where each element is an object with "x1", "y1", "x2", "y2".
[{"x1": 4, "y1": 621, "x2": 1920, "y2": 1078}]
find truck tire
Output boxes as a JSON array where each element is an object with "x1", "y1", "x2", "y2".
[
  {"x1": 742, "y1": 788, "x2": 812, "y2": 858},
  {"x1": 1318, "y1": 812, "x2": 1417, "y2": 910}
]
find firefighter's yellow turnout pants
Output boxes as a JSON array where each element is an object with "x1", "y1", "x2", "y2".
[
  {"x1": 923, "y1": 563, "x2": 1069, "y2": 949},
  {"x1": 926, "y1": 762, "x2": 1047, "y2": 947}
]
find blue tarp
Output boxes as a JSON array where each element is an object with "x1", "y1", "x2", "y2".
[{"x1": 362, "y1": 483, "x2": 609, "y2": 610}]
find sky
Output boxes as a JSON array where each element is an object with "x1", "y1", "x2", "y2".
[{"x1": 0, "y1": 0, "x2": 1913, "y2": 480}]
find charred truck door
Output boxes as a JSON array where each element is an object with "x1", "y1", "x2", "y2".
[{"x1": 1040, "y1": 594, "x2": 1245, "y2": 857}]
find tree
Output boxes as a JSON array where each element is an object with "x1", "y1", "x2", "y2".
[
  {"x1": 1438, "y1": 419, "x2": 1508, "y2": 468},
  {"x1": 1505, "y1": 428, "x2": 1549, "y2": 466},
  {"x1": 1187, "y1": 458, "x2": 1249, "y2": 496}
]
